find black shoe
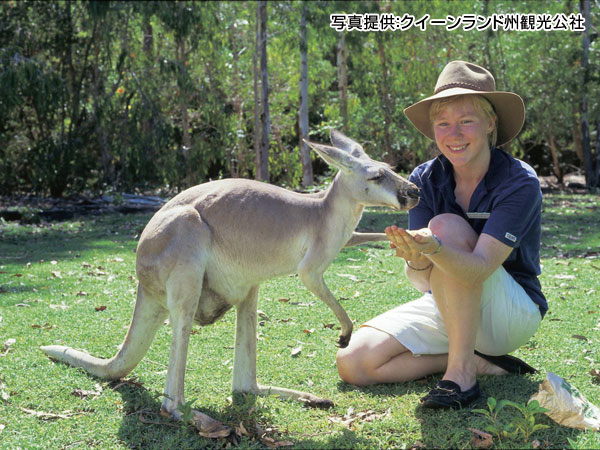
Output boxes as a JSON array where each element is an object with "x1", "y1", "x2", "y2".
[
  {"x1": 420, "y1": 380, "x2": 482, "y2": 409},
  {"x1": 474, "y1": 350, "x2": 537, "y2": 375}
]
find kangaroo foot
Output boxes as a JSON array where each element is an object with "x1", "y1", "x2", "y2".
[{"x1": 256, "y1": 384, "x2": 334, "y2": 409}]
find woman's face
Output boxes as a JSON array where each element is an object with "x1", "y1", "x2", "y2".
[{"x1": 432, "y1": 97, "x2": 495, "y2": 170}]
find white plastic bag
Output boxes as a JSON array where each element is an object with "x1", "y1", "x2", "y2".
[{"x1": 530, "y1": 372, "x2": 600, "y2": 431}]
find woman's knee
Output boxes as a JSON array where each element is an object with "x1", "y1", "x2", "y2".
[
  {"x1": 428, "y1": 213, "x2": 478, "y2": 252},
  {"x1": 336, "y1": 327, "x2": 407, "y2": 386},
  {"x1": 336, "y1": 346, "x2": 371, "y2": 386},
  {"x1": 336, "y1": 329, "x2": 383, "y2": 385}
]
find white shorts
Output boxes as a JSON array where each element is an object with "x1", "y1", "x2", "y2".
[{"x1": 362, "y1": 266, "x2": 542, "y2": 356}]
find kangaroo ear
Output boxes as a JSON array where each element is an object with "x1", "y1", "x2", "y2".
[
  {"x1": 303, "y1": 139, "x2": 359, "y2": 172},
  {"x1": 330, "y1": 129, "x2": 368, "y2": 159}
]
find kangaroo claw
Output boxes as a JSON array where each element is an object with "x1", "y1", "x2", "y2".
[{"x1": 336, "y1": 334, "x2": 350, "y2": 348}]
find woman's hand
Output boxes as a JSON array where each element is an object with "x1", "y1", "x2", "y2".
[{"x1": 385, "y1": 225, "x2": 439, "y2": 262}]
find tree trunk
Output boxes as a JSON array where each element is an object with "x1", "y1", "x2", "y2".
[
  {"x1": 375, "y1": 38, "x2": 391, "y2": 151},
  {"x1": 258, "y1": 0, "x2": 270, "y2": 182},
  {"x1": 548, "y1": 130, "x2": 563, "y2": 184},
  {"x1": 376, "y1": 1, "x2": 393, "y2": 161},
  {"x1": 229, "y1": 22, "x2": 246, "y2": 178},
  {"x1": 336, "y1": 32, "x2": 348, "y2": 134},
  {"x1": 92, "y1": 21, "x2": 114, "y2": 185},
  {"x1": 253, "y1": 4, "x2": 261, "y2": 180},
  {"x1": 141, "y1": 16, "x2": 154, "y2": 173},
  {"x1": 181, "y1": 98, "x2": 191, "y2": 180},
  {"x1": 177, "y1": 38, "x2": 192, "y2": 185},
  {"x1": 596, "y1": 116, "x2": 600, "y2": 188},
  {"x1": 64, "y1": 2, "x2": 76, "y2": 139},
  {"x1": 118, "y1": 14, "x2": 131, "y2": 187},
  {"x1": 580, "y1": 0, "x2": 594, "y2": 188},
  {"x1": 482, "y1": 0, "x2": 494, "y2": 70},
  {"x1": 143, "y1": 18, "x2": 153, "y2": 54},
  {"x1": 119, "y1": 93, "x2": 134, "y2": 186},
  {"x1": 572, "y1": 117, "x2": 584, "y2": 164},
  {"x1": 299, "y1": 1, "x2": 312, "y2": 187}
]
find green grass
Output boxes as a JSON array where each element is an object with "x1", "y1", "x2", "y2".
[{"x1": 1, "y1": 193, "x2": 599, "y2": 449}]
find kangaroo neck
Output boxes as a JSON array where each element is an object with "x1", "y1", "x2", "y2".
[{"x1": 321, "y1": 172, "x2": 364, "y2": 228}]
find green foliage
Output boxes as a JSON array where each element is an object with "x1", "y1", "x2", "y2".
[
  {"x1": 0, "y1": 46, "x2": 69, "y2": 195},
  {"x1": 176, "y1": 397, "x2": 197, "y2": 424},
  {"x1": 0, "y1": 1, "x2": 598, "y2": 195},
  {"x1": 508, "y1": 400, "x2": 551, "y2": 441},
  {"x1": 474, "y1": 397, "x2": 550, "y2": 443}
]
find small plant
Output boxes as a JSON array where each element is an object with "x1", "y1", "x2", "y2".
[
  {"x1": 474, "y1": 397, "x2": 550, "y2": 444},
  {"x1": 473, "y1": 397, "x2": 519, "y2": 442},
  {"x1": 506, "y1": 399, "x2": 550, "y2": 441},
  {"x1": 176, "y1": 397, "x2": 197, "y2": 424}
]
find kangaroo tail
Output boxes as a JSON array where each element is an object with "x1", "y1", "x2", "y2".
[{"x1": 41, "y1": 287, "x2": 168, "y2": 380}]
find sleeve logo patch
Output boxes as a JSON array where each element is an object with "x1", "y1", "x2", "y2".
[{"x1": 505, "y1": 232, "x2": 517, "y2": 243}]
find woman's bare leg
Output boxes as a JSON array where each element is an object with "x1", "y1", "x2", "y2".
[
  {"x1": 427, "y1": 213, "x2": 484, "y2": 391},
  {"x1": 336, "y1": 326, "x2": 506, "y2": 386},
  {"x1": 336, "y1": 327, "x2": 447, "y2": 386}
]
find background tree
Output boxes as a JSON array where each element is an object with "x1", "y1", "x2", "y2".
[
  {"x1": 299, "y1": 1, "x2": 312, "y2": 187},
  {"x1": 0, "y1": 1, "x2": 598, "y2": 196},
  {"x1": 256, "y1": 0, "x2": 270, "y2": 182}
]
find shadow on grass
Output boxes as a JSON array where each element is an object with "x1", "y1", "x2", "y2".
[
  {"x1": 337, "y1": 375, "x2": 581, "y2": 449},
  {"x1": 0, "y1": 283, "x2": 46, "y2": 297},
  {"x1": 112, "y1": 380, "x2": 373, "y2": 449},
  {"x1": 108, "y1": 374, "x2": 583, "y2": 449},
  {"x1": 112, "y1": 380, "x2": 230, "y2": 449},
  {"x1": 541, "y1": 209, "x2": 600, "y2": 257},
  {"x1": 336, "y1": 378, "x2": 431, "y2": 398},
  {"x1": 0, "y1": 213, "x2": 149, "y2": 265},
  {"x1": 415, "y1": 375, "x2": 581, "y2": 449}
]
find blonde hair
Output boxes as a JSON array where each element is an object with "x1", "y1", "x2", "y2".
[{"x1": 429, "y1": 95, "x2": 498, "y2": 147}]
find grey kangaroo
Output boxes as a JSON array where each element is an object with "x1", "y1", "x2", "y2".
[{"x1": 42, "y1": 130, "x2": 420, "y2": 434}]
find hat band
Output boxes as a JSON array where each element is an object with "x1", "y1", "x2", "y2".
[{"x1": 434, "y1": 81, "x2": 492, "y2": 95}]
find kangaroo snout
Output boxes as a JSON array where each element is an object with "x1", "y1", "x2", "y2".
[
  {"x1": 407, "y1": 185, "x2": 421, "y2": 200},
  {"x1": 397, "y1": 183, "x2": 420, "y2": 210}
]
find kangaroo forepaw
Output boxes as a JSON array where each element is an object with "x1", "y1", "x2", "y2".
[{"x1": 336, "y1": 334, "x2": 351, "y2": 348}]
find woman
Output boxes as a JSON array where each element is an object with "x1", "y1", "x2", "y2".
[{"x1": 336, "y1": 61, "x2": 547, "y2": 409}]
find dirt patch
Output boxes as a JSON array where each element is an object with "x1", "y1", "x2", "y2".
[
  {"x1": 0, "y1": 194, "x2": 166, "y2": 223},
  {"x1": 539, "y1": 173, "x2": 587, "y2": 193}
]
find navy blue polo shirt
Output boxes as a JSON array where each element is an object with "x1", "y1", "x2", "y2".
[{"x1": 408, "y1": 147, "x2": 548, "y2": 317}]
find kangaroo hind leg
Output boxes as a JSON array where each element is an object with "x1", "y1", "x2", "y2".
[
  {"x1": 161, "y1": 266, "x2": 203, "y2": 417},
  {"x1": 160, "y1": 266, "x2": 233, "y2": 436},
  {"x1": 232, "y1": 286, "x2": 334, "y2": 409}
]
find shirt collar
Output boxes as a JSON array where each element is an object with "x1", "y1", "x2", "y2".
[
  {"x1": 427, "y1": 147, "x2": 510, "y2": 190},
  {"x1": 484, "y1": 147, "x2": 511, "y2": 190},
  {"x1": 427, "y1": 154, "x2": 453, "y2": 189}
]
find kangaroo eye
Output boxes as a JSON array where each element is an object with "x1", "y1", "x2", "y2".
[{"x1": 368, "y1": 171, "x2": 384, "y2": 182}]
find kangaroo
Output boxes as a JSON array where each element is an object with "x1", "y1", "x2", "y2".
[{"x1": 42, "y1": 130, "x2": 420, "y2": 434}]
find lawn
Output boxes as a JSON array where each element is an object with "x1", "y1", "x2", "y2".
[{"x1": 1, "y1": 193, "x2": 599, "y2": 449}]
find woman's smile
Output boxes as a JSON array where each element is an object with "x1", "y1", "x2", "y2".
[{"x1": 447, "y1": 143, "x2": 469, "y2": 153}]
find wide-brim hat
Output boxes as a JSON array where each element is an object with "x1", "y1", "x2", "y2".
[{"x1": 404, "y1": 60, "x2": 525, "y2": 146}]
